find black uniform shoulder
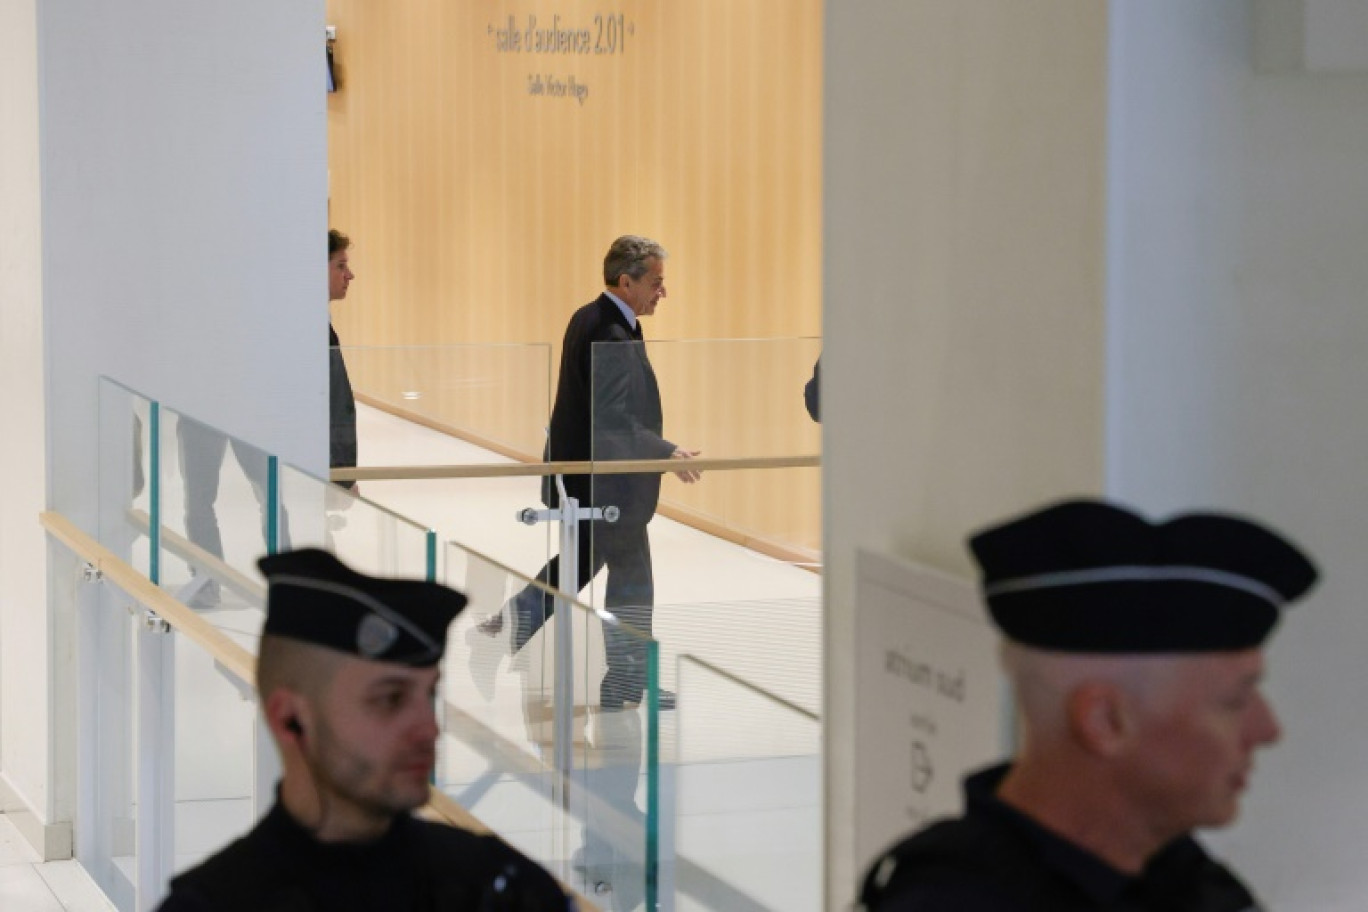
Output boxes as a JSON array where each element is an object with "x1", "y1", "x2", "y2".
[
  {"x1": 160, "y1": 831, "x2": 295, "y2": 912},
  {"x1": 407, "y1": 819, "x2": 570, "y2": 910},
  {"x1": 860, "y1": 816, "x2": 1044, "y2": 912},
  {"x1": 1144, "y1": 837, "x2": 1264, "y2": 912}
]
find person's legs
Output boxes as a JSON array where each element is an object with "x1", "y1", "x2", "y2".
[
  {"x1": 178, "y1": 420, "x2": 228, "y2": 559},
  {"x1": 177, "y1": 420, "x2": 228, "y2": 607},
  {"x1": 468, "y1": 518, "x2": 603, "y2": 701},
  {"x1": 228, "y1": 438, "x2": 291, "y2": 551},
  {"x1": 598, "y1": 525, "x2": 654, "y2": 709},
  {"x1": 510, "y1": 518, "x2": 602, "y2": 652}
]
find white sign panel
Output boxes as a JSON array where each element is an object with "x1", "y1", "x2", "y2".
[{"x1": 854, "y1": 548, "x2": 1011, "y2": 868}]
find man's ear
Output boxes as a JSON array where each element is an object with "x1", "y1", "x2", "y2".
[
  {"x1": 1066, "y1": 681, "x2": 1136, "y2": 758},
  {"x1": 264, "y1": 688, "x2": 309, "y2": 745}
]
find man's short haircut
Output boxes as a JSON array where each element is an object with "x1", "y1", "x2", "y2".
[
  {"x1": 603, "y1": 235, "x2": 666, "y2": 286},
  {"x1": 329, "y1": 229, "x2": 350, "y2": 258},
  {"x1": 999, "y1": 641, "x2": 1186, "y2": 740},
  {"x1": 256, "y1": 634, "x2": 345, "y2": 705}
]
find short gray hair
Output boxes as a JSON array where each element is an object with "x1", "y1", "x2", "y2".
[{"x1": 603, "y1": 235, "x2": 667, "y2": 286}]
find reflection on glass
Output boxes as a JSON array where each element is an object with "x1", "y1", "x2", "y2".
[
  {"x1": 277, "y1": 463, "x2": 432, "y2": 581},
  {"x1": 158, "y1": 410, "x2": 283, "y2": 611},
  {"x1": 98, "y1": 378, "x2": 154, "y2": 580},
  {"x1": 440, "y1": 540, "x2": 659, "y2": 909}
]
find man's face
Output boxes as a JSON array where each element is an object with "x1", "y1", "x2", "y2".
[
  {"x1": 308, "y1": 659, "x2": 440, "y2": 820},
  {"x1": 1125, "y1": 648, "x2": 1281, "y2": 835},
  {"x1": 329, "y1": 249, "x2": 354, "y2": 301},
  {"x1": 616, "y1": 257, "x2": 666, "y2": 317}
]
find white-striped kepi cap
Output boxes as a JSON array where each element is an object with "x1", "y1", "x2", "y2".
[{"x1": 967, "y1": 499, "x2": 1317, "y2": 653}]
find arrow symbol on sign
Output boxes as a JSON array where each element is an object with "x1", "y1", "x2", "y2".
[{"x1": 911, "y1": 740, "x2": 934, "y2": 793}]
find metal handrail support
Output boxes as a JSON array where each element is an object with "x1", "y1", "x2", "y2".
[{"x1": 513, "y1": 476, "x2": 618, "y2": 802}]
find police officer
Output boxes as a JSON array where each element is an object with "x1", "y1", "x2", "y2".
[
  {"x1": 158, "y1": 548, "x2": 571, "y2": 911},
  {"x1": 858, "y1": 498, "x2": 1318, "y2": 911}
]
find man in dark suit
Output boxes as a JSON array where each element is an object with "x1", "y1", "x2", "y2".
[{"x1": 477, "y1": 235, "x2": 697, "y2": 709}]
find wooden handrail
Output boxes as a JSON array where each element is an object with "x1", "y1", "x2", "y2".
[
  {"x1": 332, "y1": 453, "x2": 820, "y2": 483},
  {"x1": 125, "y1": 507, "x2": 267, "y2": 605},
  {"x1": 40, "y1": 511, "x2": 257, "y2": 685}
]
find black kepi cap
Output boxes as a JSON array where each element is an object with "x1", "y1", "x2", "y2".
[
  {"x1": 968, "y1": 499, "x2": 1318, "y2": 653},
  {"x1": 257, "y1": 548, "x2": 467, "y2": 666}
]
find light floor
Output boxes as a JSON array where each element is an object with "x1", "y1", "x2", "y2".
[{"x1": 0, "y1": 817, "x2": 116, "y2": 912}]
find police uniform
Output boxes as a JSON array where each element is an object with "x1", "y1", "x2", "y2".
[
  {"x1": 859, "y1": 765, "x2": 1262, "y2": 912},
  {"x1": 157, "y1": 549, "x2": 571, "y2": 912},
  {"x1": 859, "y1": 499, "x2": 1318, "y2": 912}
]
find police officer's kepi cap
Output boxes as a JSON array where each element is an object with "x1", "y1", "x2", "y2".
[
  {"x1": 968, "y1": 499, "x2": 1318, "y2": 653},
  {"x1": 257, "y1": 549, "x2": 467, "y2": 666}
]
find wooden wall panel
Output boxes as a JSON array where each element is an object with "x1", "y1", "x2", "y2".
[{"x1": 326, "y1": 0, "x2": 822, "y2": 556}]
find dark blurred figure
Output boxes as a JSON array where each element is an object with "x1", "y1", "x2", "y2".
[
  {"x1": 804, "y1": 357, "x2": 820, "y2": 422},
  {"x1": 329, "y1": 229, "x2": 358, "y2": 492}
]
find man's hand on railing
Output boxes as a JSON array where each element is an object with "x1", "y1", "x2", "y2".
[{"x1": 671, "y1": 447, "x2": 702, "y2": 484}]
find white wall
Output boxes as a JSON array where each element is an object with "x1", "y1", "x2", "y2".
[
  {"x1": 823, "y1": 3, "x2": 1108, "y2": 906},
  {"x1": 40, "y1": 0, "x2": 330, "y2": 523},
  {"x1": 0, "y1": 0, "x2": 50, "y2": 826},
  {"x1": 1107, "y1": 2, "x2": 1368, "y2": 908},
  {"x1": 0, "y1": 0, "x2": 327, "y2": 844}
]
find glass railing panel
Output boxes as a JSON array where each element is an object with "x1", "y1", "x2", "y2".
[
  {"x1": 573, "y1": 603, "x2": 660, "y2": 911},
  {"x1": 339, "y1": 343, "x2": 553, "y2": 466},
  {"x1": 587, "y1": 339, "x2": 821, "y2": 612},
  {"x1": 645, "y1": 595, "x2": 820, "y2": 911},
  {"x1": 440, "y1": 538, "x2": 659, "y2": 909},
  {"x1": 355, "y1": 475, "x2": 552, "y2": 582},
  {"x1": 438, "y1": 541, "x2": 560, "y2": 859},
  {"x1": 590, "y1": 336, "x2": 822, "y2": 562},
  {"x1": 156, "y1": 408, "x2": 279, "y2": 614},
  {"x1": 97, "y1": 377, "x2": 154, "y2": 580},
  {"x1": 675, "y1": 655, "x2": 821, "y2": 912},
  {"x1": 277, "y1": 462, "x2": 433, "y2": 580},
  {"x1": 167, "y1": 626, "x2": 258, "y2": 880},
  {"x1": 339, "y1": 344, "x2": 557, "y2": 595}
]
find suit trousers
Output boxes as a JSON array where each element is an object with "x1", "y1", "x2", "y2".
[
  {"x1": 178, "y1": 419, "x2": 291, "y2": 563},
  {"x1": 513, "y1": 519, "x2": 654, "y2": 707}
]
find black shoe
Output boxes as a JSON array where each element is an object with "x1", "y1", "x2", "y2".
[
  {"x1": 179, "y1": 576, "x2": 220, "y2": 610},
  {"x1": 465, "y1": 618, "x2": 504, "y2": 702},
  {"x1": 601, "y1": 688, "x2": 675, "y2": 712}
]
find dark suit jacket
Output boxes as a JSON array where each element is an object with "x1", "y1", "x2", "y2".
[
  {"x1": 543, "y1": 294, "x2": 675, "y2": 527},
  {"x1": 328, "y1": 324, "x2": 357, "y2": 488}
]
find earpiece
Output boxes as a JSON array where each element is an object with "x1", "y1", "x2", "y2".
[{"x1": 286, "y1": 717, "x2": 304, "y2": 737}]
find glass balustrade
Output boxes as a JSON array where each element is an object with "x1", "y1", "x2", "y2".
[
  {"x1": 155, "y1": 407, "x2": 279, "y2": 611},
  {"x1": 587, "y1": 338, "x2": 821, "y2": 616},
  {"x1": 80, "y1": 351, "x2": 824, "y2": 911},
  {"x1": 674, "y1": 655, "x2": 820, "y2": 912},
  {"x1": 439, "y1": 538, "x2": 661, "y2": 910},
  {"x1": 338, "y1": 343, "x2": 553, "y2": 467},
  {"x1": 97, "y1": 378, "x2": 155, "y2": 580}
]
